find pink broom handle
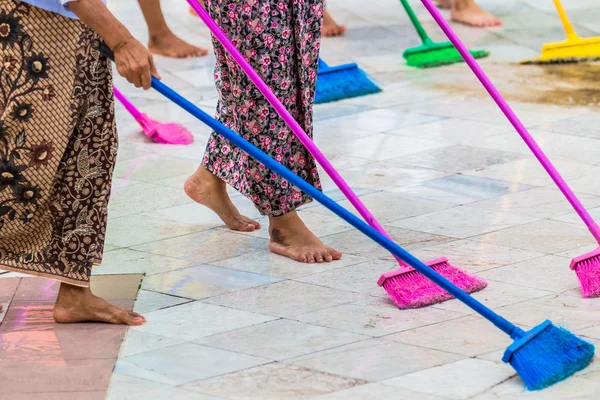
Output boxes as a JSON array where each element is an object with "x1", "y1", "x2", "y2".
[
  {"x1": 420, "y1": 0, "x2": 600, "y2": 243},
  {"x1": 188, "y1": 0, "x2": 411, "y2": 268},
  {"x1": 113, "y1": 86, "x2": 143, "y2": 119}
]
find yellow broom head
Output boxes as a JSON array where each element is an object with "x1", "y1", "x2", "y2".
[{"x1": 528, "y1": 36, "x2": 600, "y2": 64}]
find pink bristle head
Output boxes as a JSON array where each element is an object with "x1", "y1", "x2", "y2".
[
  {"x1": 151, "y1": 120, "x2": 194, "y2": 145},
  {"x1": 571, "y1": 246, "x2": 600, "y2": 298},
  {"x1": 380, "y1": 259, "x2": 487, "y2": 309}
]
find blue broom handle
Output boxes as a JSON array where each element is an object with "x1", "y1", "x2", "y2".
[{"x1": 147, "y1": 76, "x2": 523, "y2": 339}]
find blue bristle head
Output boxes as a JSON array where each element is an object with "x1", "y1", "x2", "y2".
[
  {"x1": 315, "y1": 67, "x2": 382, "y2": 104},
  {"x1": 505, "y1": 321, "x2": 595, "y2": 390}
]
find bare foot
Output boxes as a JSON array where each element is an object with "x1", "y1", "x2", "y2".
[
  {"x1": 53, "y1": 284, "x2": 146, "y2": 326},
  {"x1": 451, "y1": 0, "x2": 501, "y2": 27},
  {"x1": 184, "y1": 167, "x2": 261, "y2": 232},
  {"x1": 268, "y1": 211, "x2": 342, "y2": 263},
  {"x1": 435, "y1": 0, "x2": 452, "y2": 9},
  {"x1": 322, "y1": 10, "x2": 347, "y2": 37},
  {"x1": 148, "y1": 31, "x2": 208, "y2": 58}
]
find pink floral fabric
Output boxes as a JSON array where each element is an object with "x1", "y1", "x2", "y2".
[{"x1": 202, "y1": 0, "x2": 324, "y2": 216}]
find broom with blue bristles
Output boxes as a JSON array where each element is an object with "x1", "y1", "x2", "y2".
[
  {"x1": 315, "y1": 58, "x2": 382, "y2": 104},
  {"x1": 99, "y1": 40, "x2": 595, "y2": 391}
]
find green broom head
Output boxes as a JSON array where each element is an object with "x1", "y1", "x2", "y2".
[
  {"x1": 503, "y1": 320, "x2": 595, "y2": 390},
  {"x1": 315, "y1": 62, "x2": 382, "y2": 104},
  {"x1": 403, "y1": 40, "x2": 489, "y2": 68}
]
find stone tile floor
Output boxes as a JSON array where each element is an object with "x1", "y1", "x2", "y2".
[{"x1": 3, "y1": 0, "x2": 600, "y2": 398}]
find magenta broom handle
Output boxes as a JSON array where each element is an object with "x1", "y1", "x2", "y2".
[
  {"x1": 188, "y1": 0, "x2": 412, "y2": 268},
  {"x1": 420, "y1": 0, "x2": 600, "y2": 243},
  {"x1": 113, "y1": 86, "x2": 143, "y2": 119}
]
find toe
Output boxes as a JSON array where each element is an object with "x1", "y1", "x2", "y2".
[
  {"x1": 327, "y1": 247, "x2": 343, "y2": 260},
  {"x1": 120, "y1": 310, "x2": 145, "y2": 326},
  {"x1": 321, "y1": 250, "x2": 333, "y2": 262},
  {"x1": 128, "y1": 311, "x2": 146, "y2": 323},
  {"x1": 306, "y1": 253, "x2": 316, "y2": 264}
]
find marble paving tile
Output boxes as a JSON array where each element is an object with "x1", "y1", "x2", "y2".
[
  {"x1": 393, "y1": 175, "x2": 534, "y2": 205},
  {"x1": 197, "y1": 319, "x2": 366, "y2": 360},
  {"x1": 478, "y1": 255, "x2": 580, "y2": 293},
  {"x1": 541, "y1": 113, "x2": 600, "y2": 140},
  {"x1": 291, "y1": 338, "x2": 462, "y2": 382},
  {"x1": 132, "y1": 230, "x2": 269, "y2": 264},
  {"x1": 94, "y1": 249, "x2": 192, "y2": 276},
  {"x1": 235, "y1": 211, "x2": 354, "y2": 240},
  {"x1": 12, "y1": 278, "x2": 58, "y2": 302},
  {"x1": 474, "y1": 219, "x2": 594, "y2": 254},
  {"x1": 297, "y1": 259, "x2": 397, "y2": 297},
  {"x1": 142, "y1": 264, "x2": 281, "y2": 299},
  {"x1": 464, "y1": 107, "x2": 574, "y2": 128},
  {"x1": 383, "y1": 359, "x2": 516, "y2": 400},
  {"x1": 464, "y1": 157, "x2": 600, "y2": 187},
  {"x1": 2, "y1": 392, "x2": 106, "y2": 400},
  {"x1": 118, "y1": 330, "x2": 183, "y2": 358},
  {"x1": 117, "y1": 342, "x2": 269, "y2": 385},
  {"x1": 576, "y1": 324, "x2": 600, "y2": 340},
  {"x1": 496, "y1": 294, "x2": 600, "y2": 331},
  {"x1": 398, "y1": 98, "x2": 497, "y2": 119},
  {"x1": 552, "y1": 204, "x2": 600, "y2": 225},
  {"x1": 397, "y1": 145, "x2": 526, "y2": 174},
  {"x1": 296, "y1": 297, "x2": 466, "y2": 337},
  {"x1": 386, "y1": 316, "x2": 514, "y2": 357},
  {"x1": 331, "y1": 133, "x2": 447, "y2": 162},
  {"x1": 0, "y1": 359, "x2": 116, "y2": 394},
  {"x1": 304, "y1": 191, "x2": 452, "y2": 223},
  {"x1": 113, "y1": 154, "x2": 198, "y2": 184},
  {"x1": 107, "y1": 182, "x2": 191, "y2": 219},
  {"x1": 319, "y1": 107, "x2": 444, "y2": 134},
  {"x1": 183, "y1": 363, "x2": 367, "y2": 399},
  {"x1": 469, "y1": 186, "x2": 600, "y2": 219},
  {"x1": 0, "y1": 326, "x2": 126, "y2": 361},
  {"x1": 311, "y1": 383, "x2": 447, "y2": 400},
  {"x1": 321, "y1": 227, "x2": 457, "y2": 260},
  {"x1": 202, "y1": 280, "x2": 366, "y2": 318},
  {"x1": 149, "y1": 197, "x2": 262, "y2": 229},
  {"x1": 128, "y1": 386, "x2": 222, "y2": 400},
  {"x1": 473, "y1": 375, "x2": 600, "y2": 400},
  {"x1": 105, "y1": 215, "x2": 206, "y2": 248},
  {"x1": 412, "y1": 239, "x2": 545, "y2": 273},
  {"x1": 432, "y1": 280, "x2": 553, "y2": 315},
  {"x1": 390, "y1": 206, "x2": 538, "y2": 239},
  {"x1": 105, "y1": 374, "x2": 169, "y2": 400},
  {"x1": 131, "y1": 301, "x2": 277, "y2": 341},
  {"x1": 132, "y1": 289, "x2": 192, "y2": 314},
  {"x1": 319, "y1": 162, "x2": 451, "y2": 190},
  {"x1": 213, "y1": 251, "x2": 369, "y2": 279}
]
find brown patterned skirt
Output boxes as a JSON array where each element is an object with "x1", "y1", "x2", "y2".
[{"x1": 0, "y1": 2, "x2": 117, "y2": 287}]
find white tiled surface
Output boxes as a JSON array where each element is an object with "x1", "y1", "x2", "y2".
[{"x1": 20, "y1": 0, "x2": 597, "y2": 398}]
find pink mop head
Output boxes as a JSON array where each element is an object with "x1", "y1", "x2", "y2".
[
  {"x1": 113, "y1": 86, "x2": 193, "y2": 145},
  {"x1": 378, "y1": 258, "x2": 487, "y2": 309},
  {"x1": 134, "y1": 113, "x2": 194, "y2": 145},
  {"x1": 571, "y1": 247, "x2": 600, "y2": 298},
  {"x1": 187, "y1": 0, "x2": 486, "y2": 309}
]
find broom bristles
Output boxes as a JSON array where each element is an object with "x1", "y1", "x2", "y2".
[
  {"x1": 506, "y1": 322, "x2": 595, "y2": 390},
  {"x1": 315, "y1": 67, "x2": 381, "y2": 104},
  {"x1": 381, "y1": 260, "x2": 487, "y2": 309},
  {"x1": 404, "y1": 48, "x2": 489, "y2": 68},
  {"x1": 572, "y1": 254, "x2": 600, "y2": 298}
]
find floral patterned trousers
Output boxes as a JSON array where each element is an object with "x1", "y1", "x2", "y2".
[
  {"x1": 0, "y1": 2, "x2": 117, "y2": 287},
  {"x1": 201, "y1": 0, "x2": 325, "y2": 216}
]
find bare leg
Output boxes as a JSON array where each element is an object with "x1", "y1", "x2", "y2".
[
  {"x1": 138, "y1": 0, "x2": 208, "y2": 58},
  {"x1": 450, "y1": 0, "x2": 501, "y2": 27},
  {"x1": 184, "y1": 166, "x2": 261, "y2": 232},
  {"x1": 53, "y1": 284, "x2": 146, "y2": 325},
  {"x1": 322, "y1": 10, "x2": 347, "y2": 37},
  {"x1": 268, "y1": 211, "x2": 342, "y2": 263}
]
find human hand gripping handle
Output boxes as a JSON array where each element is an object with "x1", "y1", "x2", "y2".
[{"x1": 96, "y1": 41, "x2": 521, "y2": 339}]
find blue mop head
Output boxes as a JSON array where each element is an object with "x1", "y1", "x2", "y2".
[
  {"x1": 315, "y1": 62, "x2": 382, "y2": 104},
  {"x1": 503, "y1": 320, "x2": 595, "y2": 390}
]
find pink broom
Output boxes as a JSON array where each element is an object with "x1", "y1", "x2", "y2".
[
  {"x1": 420, "y1": 0, "x2": 600, "y2": 298},
  {"x1": 113, "y1": 86, "x2": 194, "y2": 145},
  {"x1": 186, "y1": 0, "x2": 487, "y2": 309}
]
